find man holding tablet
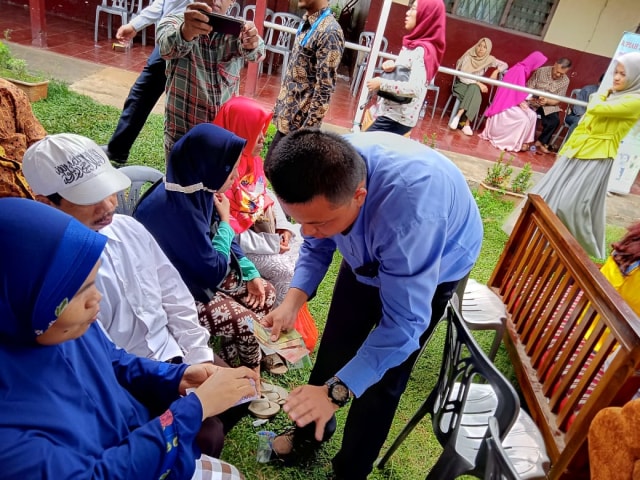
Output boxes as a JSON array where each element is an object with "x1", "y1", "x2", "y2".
[{"x1": 158, "y1": 0, "x2": 265, "y2": 156}]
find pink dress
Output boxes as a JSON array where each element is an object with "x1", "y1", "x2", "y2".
[
  {"x1": 479, "y1": 104, "x2": 537, "y2": 151},
  {"x1": 478, "y1": 51, "x2": 548, "y2": 152}
]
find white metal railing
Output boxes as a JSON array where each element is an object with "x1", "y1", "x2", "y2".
[{"x1": 261, "y1": 21, "x2": 588, "y2": 108}]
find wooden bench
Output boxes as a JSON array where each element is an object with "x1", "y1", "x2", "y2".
[{"x1": 488, "y1": 194, "x2": 640, "y2": 479}]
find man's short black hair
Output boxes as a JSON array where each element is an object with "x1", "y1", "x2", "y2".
[
  {"x1": 556, "y1": 57, "x2": 572, "y2": 69},
  {"x1": 46, "y1": 193, "x2": 63, "y2": 205},
  {"x1": 265, "y1": 129, "x2": 367, "y2": 205}
]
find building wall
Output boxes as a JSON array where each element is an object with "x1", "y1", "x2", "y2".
[
  {"x1": 362, "y1": 0, "x2": 618, "y2": 111},
  {"x1": 545, "y1": 0, "x2": 640, "y2": 57}
]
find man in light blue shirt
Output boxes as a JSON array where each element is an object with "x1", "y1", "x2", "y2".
[{"x1": 262, "y1": 130, "x2": 483, "y2": 479}]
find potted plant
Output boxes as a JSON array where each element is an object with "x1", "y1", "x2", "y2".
[
  {"x1": 479, "y1": 152, "x2": 532, "y2": 204},
  {"x1": 510, "y1": 162, "x2": 533, "y2": 194},
  {"x1": 0, "y1": 40, "x2": 49, "y2": 102}
]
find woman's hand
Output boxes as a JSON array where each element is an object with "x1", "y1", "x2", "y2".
[
  {"x1": 245, "y1": 278, "x2": 266, "y2": 309},
  {"x1": 179, "y1": 363, "x2": 219, "y2": 395},
  {"x1": 381, "y1": 60, "x2": 396, "y2": 72},
  {"x1": 367, "y1": 77, "x2": 382, "y2": 92},
  {"x1": 276, "y1": 229, "x2": 292, "y2": 254},
  {"x1": 213, "y1": 193, "x2": 230, "y2": 223},
  {"x1": 193, "y1": 366, "x2": 259, "y2": 419},
  {"x1": 519, "y1": 101, "x2": 530, "y2": 110},
  {"x1": 477, "y1": 82, "x2": 489, "y2": 94}
]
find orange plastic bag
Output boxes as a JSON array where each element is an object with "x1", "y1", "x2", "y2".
[{"x1": 294, "y1": 303, "x2": 319, "y2": 352}]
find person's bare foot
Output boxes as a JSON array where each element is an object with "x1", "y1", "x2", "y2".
[
  {"x1": 539, "y1": 144, "x2": 551, "y2": 154},
  {"x1": 520, "y1": 143, "x2": 530, "y2": 152}
]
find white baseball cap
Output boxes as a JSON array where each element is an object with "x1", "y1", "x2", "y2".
[{"x1": 22, "y1": 134, "x2": 131, "y2": 206}]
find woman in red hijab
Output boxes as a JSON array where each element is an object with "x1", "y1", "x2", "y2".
[
  {"x1": 214, "y1": 96, "x2": 301, "y2": 308},
  {"x1": 365, "y1": 0, "x2": 446, "y2": 135}
]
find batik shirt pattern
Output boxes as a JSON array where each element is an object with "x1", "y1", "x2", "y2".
[{"x1": 273, "y1": 8, "x2": 344, "y2": 134}]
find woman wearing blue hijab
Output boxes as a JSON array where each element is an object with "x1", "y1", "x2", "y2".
[
  {"x1": 0, "y1": 198, "x2": 257, "y2": 479},
  {"x1": 135, "y1": 124, "x2": 278, "y2": 374}
]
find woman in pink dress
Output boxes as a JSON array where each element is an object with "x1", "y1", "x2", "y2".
[{"x1": 479, "y1": 51, "x2": 547, "y2": 152}]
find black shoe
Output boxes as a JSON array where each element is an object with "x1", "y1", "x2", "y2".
[{"x1": 100, "y1": 145, "x2": 128, "y2": 167}]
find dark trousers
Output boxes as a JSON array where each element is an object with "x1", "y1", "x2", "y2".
[
  {"x1": 535, "y1": 107, "x2": 560, "y2": 146},
  {"x1": 366, "y1": 115, "x2": 412, "y2": 136},
  {"x1": 297, "y1": 260, "x2": 459, "y2": 479},
  {"x1": 107, "y1": 46, "x2": 167, "y2": 158}
]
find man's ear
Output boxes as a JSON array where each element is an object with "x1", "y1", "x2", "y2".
[
  {"x1": 35, "y1": 194, "x2": 55, "y2": 207},
  {"x1": 354, "y1": 182, "x2": 367, "y2": 207}
]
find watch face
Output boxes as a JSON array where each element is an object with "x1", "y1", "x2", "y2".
[
  {"x1": 328, "y1": 379, "x2": 351, "y2": 406},
  {"x1": 332, "y1": 383, "x2": 349, "y2": 402}
]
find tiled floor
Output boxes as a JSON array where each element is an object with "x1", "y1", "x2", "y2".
[{"x1": 3, "y1": 1, "x2": 638, "y2": 194}]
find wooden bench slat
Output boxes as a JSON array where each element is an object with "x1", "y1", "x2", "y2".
[{"x1": 489, "y1": 194, "x2": 640, "y2": 479}]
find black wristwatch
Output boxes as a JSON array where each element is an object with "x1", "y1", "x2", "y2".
[{"x1": 325, "y1": 376, "x2": 351, "y2": 407}]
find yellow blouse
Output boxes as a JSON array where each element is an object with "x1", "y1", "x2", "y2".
[
  {"x1": 600, "y1": 256, "x2": 640, "y2": 317},
  {"x1": 559, "y1": 92, "x2": 640, "y2": 160}
]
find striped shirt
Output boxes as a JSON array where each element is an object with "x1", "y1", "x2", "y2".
[{"x1": 158, "y1": 14, "x2": 265, "y2": 151}]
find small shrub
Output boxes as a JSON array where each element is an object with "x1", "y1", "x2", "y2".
[
  {"x1": 511, "y1": 162, "x2": 533, "y2": 194},
  {"x1": 260, "y1": 123, "x2": 277, "y2": 159},
  {"x1": 0, "y1": 40, "x2": 46, "y2": 82},
  {"x1": 422, "y1": 132, "x2": 437, "y2": 149},
  {"x1": 484, "y1": 151, "x2": 513, "y2": 190}
]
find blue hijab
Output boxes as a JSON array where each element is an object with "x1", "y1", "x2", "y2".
[
  {"x1": 135, "y1": 124, "x2": 246, "y2": 302},
  {"x1": 0, "y1": 198, "x2": 197, "y2": 478},
  {"x1": 0, "y1": 197, "x2": 106, "y2": 345}
]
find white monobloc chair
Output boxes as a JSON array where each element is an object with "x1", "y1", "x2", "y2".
[
  {"x1": 261, "y1": 12, "x2": 302, "y2": 81},
  {"x1": 95, "y1": 0, "x2": 134, "y2": 43},
  {"x1": 116, "y1": 165, "x2": 163, "y2": 216},
  {"x1": 350, "y1": 31, "x2": 389, "y2": 97}
]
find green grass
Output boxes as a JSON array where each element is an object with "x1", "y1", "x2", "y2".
[{"x1": 30, "y1": 81, "x2": 626, "y2": 479}]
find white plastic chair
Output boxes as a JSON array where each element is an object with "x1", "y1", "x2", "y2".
[
  {"x1": 550, "y1": 88, "x2": 581, "y2": 148},
  {"x1": 440, "y1": 84, "x2": 461, "y2": 122},
  {"x1": 130, "y1": 0, "x2": 151, "y2": 46},
  {"x1": 116, "y1": 165, "x2": 163, "y2": 216},
  {"x1": 95, "y1": 0, "x2": 134, "y2": 43},
  {"x1": 228, "y1": 1, "x2": 241, "y2": 18},
  {"x1": 461, "y1": 278, "x2": 507, "y2": 361},
  {"x1": 350, "y1": 31, "x2": 388, "y2": 97},
  {"x1": 242, "y1": 4, "x2": 256, "y2": 21},
  {"x1": 261, "y1": 12, "x2": 302, "y2": 81},
  {"x1": 421, "y1": 74, "x2": 440, "y2": 119},
  {"x1": 242, "y1": 6, "x2": 274, "y2": 33}
]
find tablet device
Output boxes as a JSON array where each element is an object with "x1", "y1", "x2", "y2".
[{"x1": 204, "y1": 11, "x2": 244, "y2": 36}]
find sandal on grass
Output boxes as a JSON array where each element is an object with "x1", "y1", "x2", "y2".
[
  {"x1": 262, "y1": 353, "x2": 288, "y2": 375},
  {"x1": 248, "y1": 397, "x2": 280, "y2": 419},
  {"x1": 261, "y1": 381, "x2": 289, "y2": 405}
]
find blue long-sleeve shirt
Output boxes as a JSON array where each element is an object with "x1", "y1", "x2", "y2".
[
  {"x1": 290, "y1": 132, "x2": 483, "y2": 396},
  {"x1": 0, "y1": 323, "x2": 204, "y2": 479}
]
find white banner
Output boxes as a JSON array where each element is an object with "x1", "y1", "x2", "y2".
[{"x1": 603, "y1": 32, "x2": 640, "y2": 195}]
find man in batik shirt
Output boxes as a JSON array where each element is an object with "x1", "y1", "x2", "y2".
[{"x1": 266, "y1": 0, "x2": 344, "y2": 158}]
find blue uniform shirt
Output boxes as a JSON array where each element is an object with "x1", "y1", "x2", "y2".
[{"x1": 290, "y1": 132, "x2": 483, "y2": 396}]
